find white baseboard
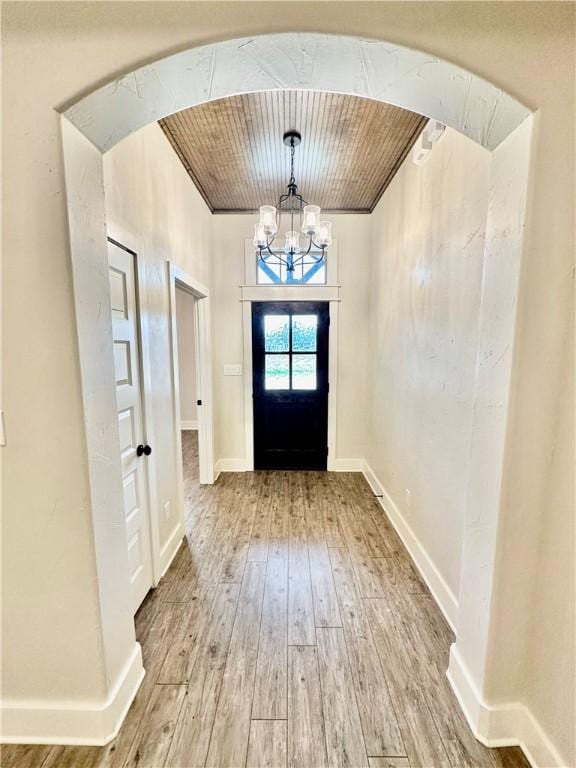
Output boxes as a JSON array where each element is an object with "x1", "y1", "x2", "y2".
[
  {"x1": 362, "y1": 462, "x2": 459, "y2": 632},
  {"x1": 0, "y1": 643, "x2": 144, "y2": 745},
  {"x1": 181, "y1": 420, "x2": 198, "y2": 430},
  {"x1": 328, "y1": 458, "x2": 364, "y2": 471},
  {"x1": 447, "y1": 644, "x2": 568, "y2": 768},
  {"x1": 362, "y1": 463, "x2": 384, "y2": 496},
  {"x1": 363, "y1": 463, "x2": 567, "y2": 768},
  {"x1": 215, "y1": 458, "x2": 248, "y2": 473},
  {"x1": 159, "y1": 522, "x2": 184, "y2": 578}
]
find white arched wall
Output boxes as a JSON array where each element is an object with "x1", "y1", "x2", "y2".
[
  {"x1": 9, "y1": 32, "x2": 534, "y2": 750},
  {"x1": 66, "y1": 33, "x2": 528, "y2": 152}
]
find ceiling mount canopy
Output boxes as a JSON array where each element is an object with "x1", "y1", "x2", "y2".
[
  {"x1": 253, "y1": 130, "x2": 332, "y2": 275},
  {"x1": 283, "y1": 129, "x2": 301, "y2": 147}
]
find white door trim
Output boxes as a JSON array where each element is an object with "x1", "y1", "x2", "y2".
[
  {"x1": 242, "y1": 300, "x2": 254, "y2": 471},
  {"x1": 241, "y1": 239, "x2": 341, "y2": 471},
  {"x1": 240, "y1": 285, "x2": 341, "y2": 303},
  {"x1": 167, "y1": 264, "x2": 215, "y2": 532},
  {"x1": 326, "y1": 302, "x2": 339, "y2": 471}
]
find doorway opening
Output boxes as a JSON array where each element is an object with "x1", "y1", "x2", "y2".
[
  {"x1": 167, "y1": 262, "x2": 215, "y2": 533},
  {"x1": 252, "y1": 301, "x2": 330, "y2": 470},
  {"x1": 56, "y1": 31, "x2": 535, "y2": 750},
  {"x1": 175, "y1": 285, "x2": 201, "y2": 500}
]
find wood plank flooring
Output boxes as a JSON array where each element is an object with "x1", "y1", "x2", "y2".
[{"x1": 1, "y1": 432, "x2": 530, "y2": 768}]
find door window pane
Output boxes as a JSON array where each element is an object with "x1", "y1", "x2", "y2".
[
  {"x1": 264, "y1": 315, "x2": 289, "y2": 352},
  {"x1": 292, "y1": 354, "x2": 317, "y2": 390},
  {"x1": 265, "y1": 354, "x2": 290, "y2": 389},
  {"x1": 292, "y1": 315, "x2": 317, "y2": 352}
]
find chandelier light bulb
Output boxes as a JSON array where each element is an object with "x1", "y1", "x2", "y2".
[
  {"x1": 253, "y1": 223, "x2": 267, "y2": 248},
  {"x1": 259, "y1": 205, "x2": 277, "y2": 236},
  {"x1": 317, "y1": 221, "x2": 333, "y2": 247},
  {"x1": 302, "y1": 205, "x2": 321, "y2": 237},
  {"x1": 285, "y1": 230, "x2": 301, "y2": 253}
]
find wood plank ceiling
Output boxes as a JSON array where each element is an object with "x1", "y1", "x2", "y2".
[{"x1": 159, "y1": 91, "x2": 427, "y2": 214}]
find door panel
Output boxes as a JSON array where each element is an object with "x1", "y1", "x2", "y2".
[
  {"x1": 252, "y1": 302, "x2": 329, "y2": 470},
  {"x1": 108, "y1": 241, "x2": 154, "y2": 613}
]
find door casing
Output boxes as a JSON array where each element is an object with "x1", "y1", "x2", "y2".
[
  {"x1": 167, "y1": 262, "x2": 215, "y2": 552},
  {"x1": 241, "y1": 239, "x2": 342, "y2": 472}
]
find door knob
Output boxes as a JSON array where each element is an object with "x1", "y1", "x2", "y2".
[{"x1": 136, "y1": 444, "x2": 152, "y2": 457}]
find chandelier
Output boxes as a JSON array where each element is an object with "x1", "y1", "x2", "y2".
[{"x1": 253, "y1": 130, "x2": 333, "y2": 275}]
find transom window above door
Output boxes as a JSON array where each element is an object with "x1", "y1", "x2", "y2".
[
  {"x1": 264, "y1": 314, "x2": 318, "y2": 390},
  {"x1": 257, "y1": 251, "x2": 327, "y2": 285}
]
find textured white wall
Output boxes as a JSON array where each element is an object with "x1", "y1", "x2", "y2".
[
  {"x1": 367, "y1": 128, "x2": 491, "y2": 598},
  {"x1": 175, "y1": 287, "x2": 198, "y2": 424}
]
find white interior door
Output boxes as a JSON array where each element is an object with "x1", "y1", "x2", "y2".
[{"x1": 108, "y1": 240, "x2": 154, "y2": 613}]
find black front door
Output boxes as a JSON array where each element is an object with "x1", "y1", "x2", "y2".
[{"x1": 252, "y1": 302, "x2": 329, "y2": 470}]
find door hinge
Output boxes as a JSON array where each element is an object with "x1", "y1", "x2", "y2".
[{"x1": 197, "y1": 399, "x2": 202, "y2": 406}]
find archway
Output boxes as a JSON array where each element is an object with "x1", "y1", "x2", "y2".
[{"x1": 59, "y1": 32, "x2": 533, "y2": 747}]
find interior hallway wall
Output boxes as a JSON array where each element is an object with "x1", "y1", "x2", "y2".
[
  {"x1": 103, "y1": 122, "x2": 212, "y2": 557},
  {"x1": 209, "y1": 213, "x2": 371, "y2": 466},
  {"x1": 175, "y1": 287, "x2": 198, "y2": 427},
  {"x1": 485, "y1": 116, "x2": 575, "y2": 761},
  {"x1": 366, "y1": 127, "x2": 491, "y2": 601}
]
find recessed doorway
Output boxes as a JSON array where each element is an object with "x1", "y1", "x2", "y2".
[
  {"x1": 252, "y1": 301, "x2": 329, "y2": 470},
  {"x1": 175, "y1": 285, "x2": 201, "y2": 506},
  {"x1": 168, "y1": 262, "x2": 215, "y2": 542}
]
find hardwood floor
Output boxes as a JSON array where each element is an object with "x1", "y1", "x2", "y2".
[{"x1": 1, "y1": 432, "x2": 530, "y2": 768}]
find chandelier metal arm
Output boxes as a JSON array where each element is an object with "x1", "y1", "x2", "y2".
[
  {"x1": 275, "y1": 191, "x2": 308, "y2": 227},
  {"x1": 258, "y1": 237, "x2": 326, "y2": 273}
]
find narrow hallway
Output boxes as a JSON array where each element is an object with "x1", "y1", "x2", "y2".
[
  {"x1": 3, "y1": 442, "x2": 529, "y2": 768},
  {"x1": 3, "y1": 7, "x2": 573, "y2": 767}
]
